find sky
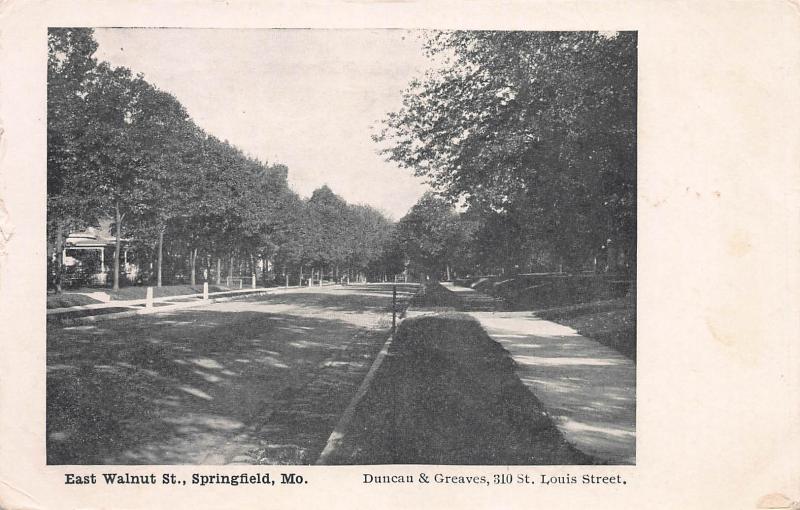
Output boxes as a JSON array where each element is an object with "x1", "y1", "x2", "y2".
[{"x1": 93, "y1": 28, "x2": 432, "y2": 220}]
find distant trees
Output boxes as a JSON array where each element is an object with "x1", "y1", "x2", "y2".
[
  {"x1": 375, "y1": 31, "x2": 636, "y2": 275},
  {"x1": 395, "y1": 193, "x2": 476, "y2": 280},
  {"x1": 47, "y1": 28, "x2": 399, "y2": 291}
]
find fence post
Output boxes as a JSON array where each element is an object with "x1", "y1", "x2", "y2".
[
  {"x1": 251, "y1": 274, "x2": 256, "y2": 289},
  {"x1": 239, "y1": 278, "x2": 243, "y2": 289},
  {"x1": 285, "y1": 274, "x2": 289, "y2": 288},
  {"x1": 392, "y1": 284, "x2": 397, "y2": 333},
  {"x1": 145, "y1": 286, "x2": 153, "y2": 308},
  {"x1": 203, "y1": 282, "x2": 208, "y2": 300}
]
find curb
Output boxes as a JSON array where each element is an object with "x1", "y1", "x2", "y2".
[
  {"x1": 315, "y1": 329, "x2": 396, "y2": 465},
  {"x1": 315, "y1": 284, "x2": 421, "y2": 465}
]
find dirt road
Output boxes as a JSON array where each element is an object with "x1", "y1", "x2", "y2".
[{"x1": 46, "y1": 283, "x2": 417, "y2": 464}]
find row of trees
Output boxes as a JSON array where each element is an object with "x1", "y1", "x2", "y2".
[
  {"x1": 48, "y1": 28, "x2": 399, "y2": 292},
  {"x1": 48, "y1": 29, "x2": 637, "y2": 290},
  {"x1": 376, "y1": 31, "x2": 637, "y2": 276}
]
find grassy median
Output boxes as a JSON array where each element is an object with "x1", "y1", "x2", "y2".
[{"x1": 326, "y1": 310, "x2": 595, "y2": 465}]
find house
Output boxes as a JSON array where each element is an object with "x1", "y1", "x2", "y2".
[{"x1": 61, "y1": 220, "x2": 137, "y2": 286}]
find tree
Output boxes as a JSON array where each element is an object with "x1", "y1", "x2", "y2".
[
  {"x1": 47, "y1": 28, "x2": 100, "y2": 292},
  {"x1": 347, "y1": 204, "x2": 396, "y2": 281},
  {"x1": 375, "y1": 31, "x2": 636, "y2": 274},
  {"x1": 395, "y1": 192, "x2": 474, "y2": 280},
  {"x1": 123, "y1": 85, "x2": 197, "y2": 286},
  {"x1": 306, "y1": 185, "x2": 349, "y2": 277},
  {"x1": 48, "y1": 29, "x2": 402, "y2": 292},
  {"x1": 80, "y1": 63, "x2": 154, "y2": 290}
]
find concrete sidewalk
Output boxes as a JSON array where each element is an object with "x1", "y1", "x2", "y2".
[{"x1": 440, "y1": 283, "x2": 636, "y2": 464}]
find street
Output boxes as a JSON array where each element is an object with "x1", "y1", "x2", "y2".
[{"x1": 47, "y1": 284, "x2": 416, "y2": 464}]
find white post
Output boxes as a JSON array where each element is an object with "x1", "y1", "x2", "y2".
[
  {"x1": 251, "y1": 274, "x2": 256, "y2": 289},
  {"x1": 285, "y1": 274, "x2": 289, "y2": 288},
  {"x1": 239, "y1": 279, "x2": 243, "y2": 289},
  {"x1": 99, "y1": 247, "x2": 105, "y2": 272},
  {"x1": 145, "y1": 286, "x2": 153, "y2": 308},
  {"x1": 203, "y1": 282, "x2": 208, "y2": 300}
]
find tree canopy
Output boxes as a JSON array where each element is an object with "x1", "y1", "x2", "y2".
[
  {"x1": 375, "y1": 31, "x2": 636, "y2": 274},
  {"x1": 48, "y1": 28, "x2": 400, "y2": 290}
]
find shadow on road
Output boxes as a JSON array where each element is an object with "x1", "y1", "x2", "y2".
[
  {"x1": 250, "y1": 284, "x2": 418, "y2": 315},
  {"x1": 46, "y1": 291, "x2": 401, "y2": 464}
]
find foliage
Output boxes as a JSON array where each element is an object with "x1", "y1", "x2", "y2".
[
  {"x1": 47, "y1": 28, "x2": 101, "y2": 245},
  {"x1": 375, "y1": 31, "x2": 637, "y2": 273},
  {"x1": 47, "y1": 29, "x2": 400, "y2": 289},
  {"x1": 395, "y1": 192, "x2": 476, "y2": 279}
]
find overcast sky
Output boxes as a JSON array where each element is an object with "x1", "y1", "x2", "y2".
[{"x1": 93, "y1": 28, "x2": 431, "y2": 220}]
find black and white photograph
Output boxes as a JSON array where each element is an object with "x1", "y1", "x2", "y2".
[
  {"x1": 45, "y1": 28, "x2": 636, "y2": 466},
  {"x1": 2, "y1": 0, "x2": 799, "y2": 508}
]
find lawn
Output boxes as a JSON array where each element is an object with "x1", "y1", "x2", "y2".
[
  {"x1": 451, "y1": 280, "x2": 637, "y2": 361},
  {"x1": 47, "y1": 294, "x2": 104, "y2": 309},
  {"x1": 536, "y1": 296, "x2": 636, "y2": 361},
  {"x1": 325, "y1": 312, "x2": 594, "y2": 465}
]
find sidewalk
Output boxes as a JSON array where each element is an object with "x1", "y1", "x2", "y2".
[
  {"x1": 46, "y1": 285, "x2": 309, "y2": 324},
  {"x1": 440, "y1": 282, "x2": 636, "y2": 464}
]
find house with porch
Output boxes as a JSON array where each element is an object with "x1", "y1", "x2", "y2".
[{"x1": 60, "y1": 220, "x2": 138, "y2": 286}]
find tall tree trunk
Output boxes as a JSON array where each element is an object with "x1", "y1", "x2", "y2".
[
  {"x1": 157, "y1": 227, "x2": 164, "y2": 287},
  {"x1": 445, "y1": 264, "x2": 451, "y2": 281},
  {"x1": 605, "y1": 243, "x2": 617, "y2": 273},
  {"x1": 113, "y1": 201, "x2": 121, "y2": 291},
  {"x1": 229, "y1": 253, "x2": 234, "y2": 280},
  {"x1": 605, "y1": 214, "x2": 617, "y2": 273},
  {"x1": 216, "y1": 257, "x2": 222, "y2": 285},
  {"x1": 190, "y1": 247, "x2": 197, "y2": 286},
  {"x1": 625, "y1": 240, "x2": 636, "y2": 277},
  {"x1": 53, "y1": 220, "x2": 64, "y2": 294}
]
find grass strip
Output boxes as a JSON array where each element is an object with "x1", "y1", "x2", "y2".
[{"x1": 325, "y1": 312, "x2": 595, "y2": 465}]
